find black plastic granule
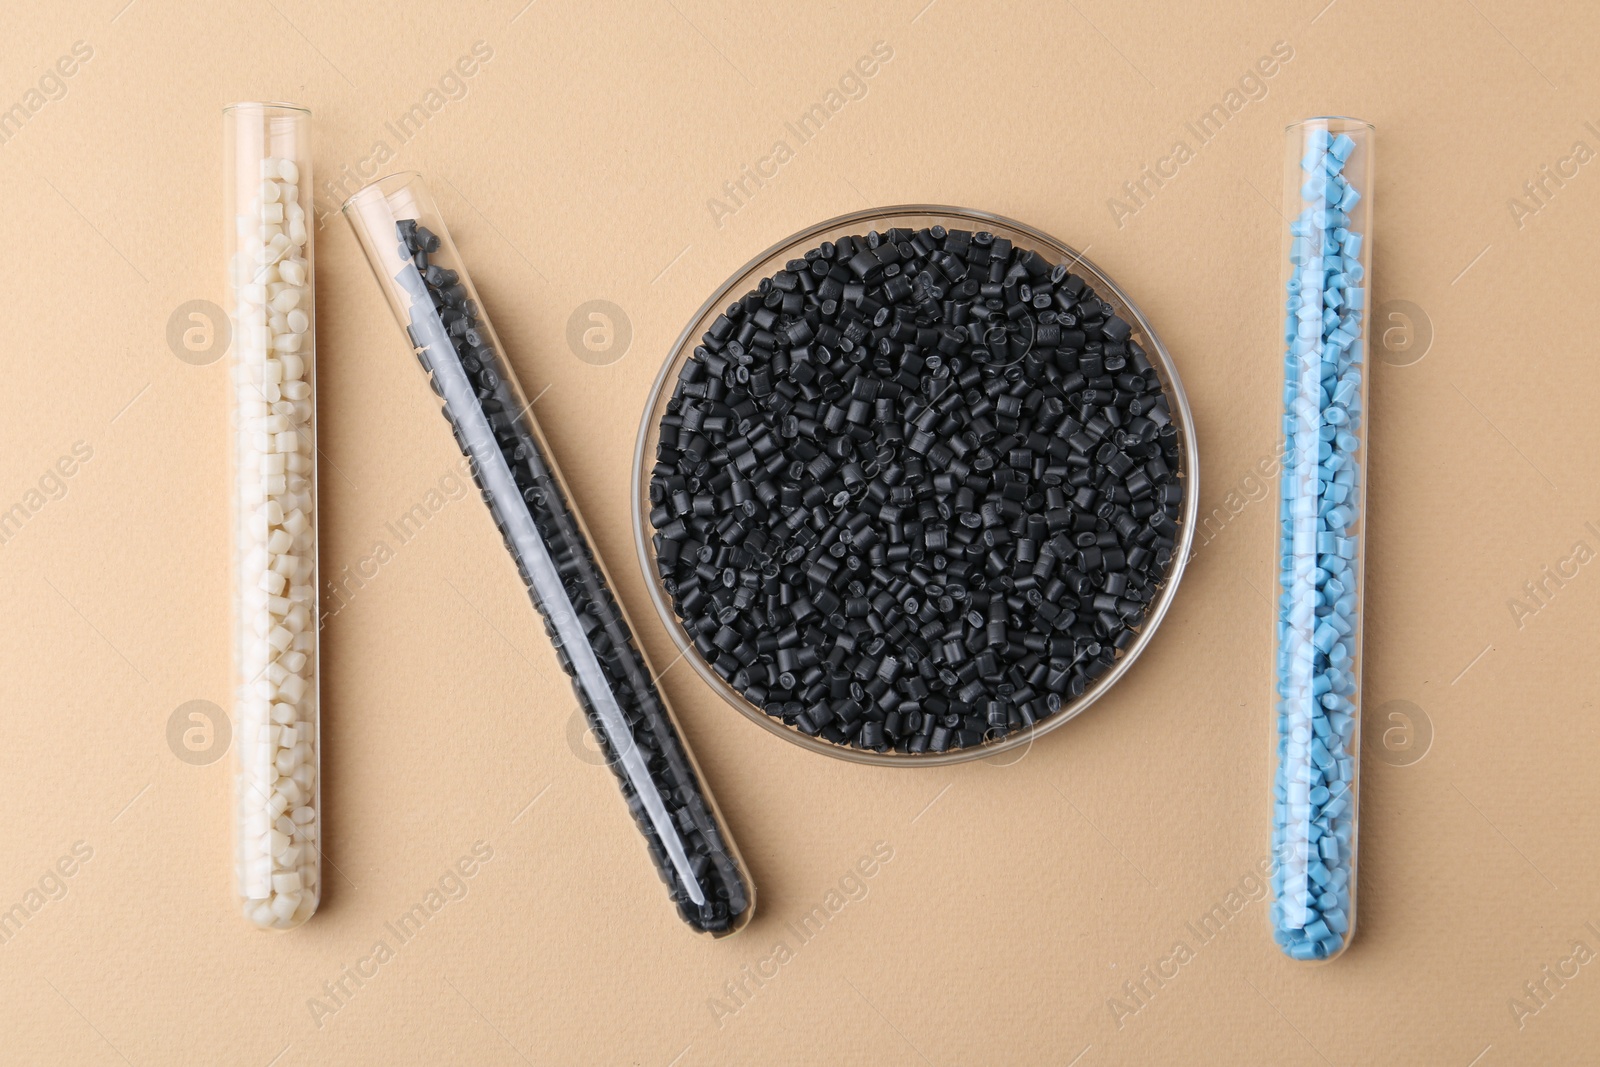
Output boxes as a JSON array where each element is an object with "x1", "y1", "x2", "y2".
[
  {"x1": 394, "y1": 219, "x2": 751, "y2": 934},
  {"x1": 648, "y1": 227, "x2": 1184, "y2": 754}
]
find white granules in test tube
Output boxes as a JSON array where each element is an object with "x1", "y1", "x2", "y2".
[{"x1": 225, "y1": 103, "x2": 320, "y2": 930}]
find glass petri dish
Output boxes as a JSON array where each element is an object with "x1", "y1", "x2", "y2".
[{"x1": 632, "y1": 206, "x2": 1199, "y2": 766}]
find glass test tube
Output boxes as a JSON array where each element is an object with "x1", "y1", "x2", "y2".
[
  {"x1": 343, "y1": 173, "x2": 754, "y2": 937},
  {"x1": 224, "y1": 103, "x2": 321, "y2": 929},
  {"x1": 1269, "y1": 118, "x2": 1373, "y2": 961}
]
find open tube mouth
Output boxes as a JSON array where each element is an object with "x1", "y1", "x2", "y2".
[
  {"x1": 224, "y1": 101, "x2": 312, "y2": 115},
  {"x1": 339, "y1": 171, "x2": 424, "y2": 215},
  {"x1": 1286, "y1": 116, "x2": 1373, "y2": 131}
]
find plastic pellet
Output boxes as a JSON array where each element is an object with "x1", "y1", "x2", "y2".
[
  {"x1": 225, "y1": 103, "x2": 320, "y2": 931},
  {"x1": 344, "y1": 175, "x2": 752, "y2": 937},
  {"x1": 1270, "y1": 118, "x2": 1373, "y2": 962},
  {"x1": 648, "y1": 226, "x2": 1186, "y2": 754}
]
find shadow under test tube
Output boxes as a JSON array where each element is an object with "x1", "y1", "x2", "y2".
[
  {"x1": 1270, "y1": 117, "x2": 1373, "y2": 962},
  {"x1": 343, "y1": 173, "x2": 753, "y2": 936}
]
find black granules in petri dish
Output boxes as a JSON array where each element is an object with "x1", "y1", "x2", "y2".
[
  {"x1": 648, "y1": 227, "x2": 1183, "y2": 754},
  {"x1": 394, "y1": 218, "x2": 751, "y2": 934}
]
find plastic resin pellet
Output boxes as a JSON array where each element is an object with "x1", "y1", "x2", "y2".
[
  {"x1": 647, "y1": 228, "x2": 1185, "y2": 754},
  {"x1": 1270, "y1": 119, "x2": 1372, "y2": 962},
  {"x1": 226, "y1": 104, "x2": 320, "y2": 932}
]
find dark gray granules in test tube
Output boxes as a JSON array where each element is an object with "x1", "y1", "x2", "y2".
[
  {"x1": 649, "y1": 227, "x2": 1184, "y2": 754},
  {"x1": 394, "y1": 219, "x2": 750, "y2": 934}
]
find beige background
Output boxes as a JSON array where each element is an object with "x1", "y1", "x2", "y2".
[{"x1": 3, "y1": 0, "x2": 1598, "y2": 1063}]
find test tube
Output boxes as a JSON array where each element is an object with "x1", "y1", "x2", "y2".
[
  {"x1": 1269, "y1": 117, "x2": 1373, "y2": 961},
  {"x1": 343, "y1": 172, "x2": 754, "y2": 937},
  {"x1": 224, "y1": 102, "x2": 321, "y2": 929}
]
